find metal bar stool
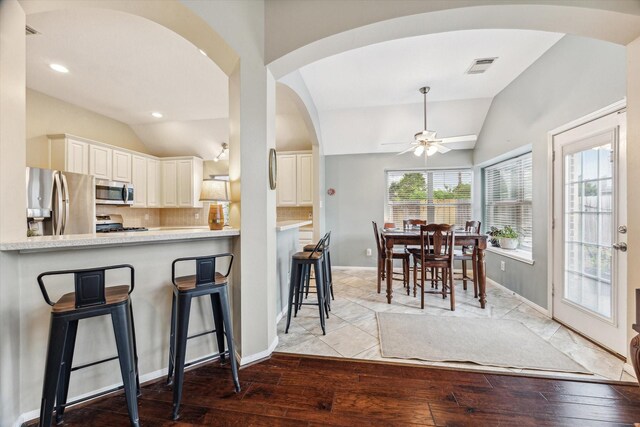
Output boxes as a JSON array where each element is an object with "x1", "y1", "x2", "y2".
[
  {"x1": 37, "y1": 264, "x2": 140, "y2": 427},
  {"x1": 285, "y1": 235, "x2": 328, "y2": 335},
  {"x1": 166, "y1": 253, "x2": 240, "y2": 421},
  {"x1": 302, "y1": 231, "x2": 334, "y2": 308}
]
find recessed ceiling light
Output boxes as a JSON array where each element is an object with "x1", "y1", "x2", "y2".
[
  {"x1": 199, "y1": 48, "x2": 208, "y2": 57},
  {"x1": 151, "y1": 112, "x2": 163, "y2": 118},
  {"x1": 49, "y1": 63, "x2": 69, "y2": 73}
]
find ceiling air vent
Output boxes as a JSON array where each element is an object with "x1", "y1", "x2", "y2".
[
  {"x1": 25, "y1": 25, "x2": 40, "y2": 36},
  {"x1": 466, "y1": 57, "x2": 497, "y2": 75}
]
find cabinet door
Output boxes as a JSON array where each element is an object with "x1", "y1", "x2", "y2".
[
  {"x1": 112, "y1": 150, "x2": 132, "y2": 182},
  {"x1": 162, "y1": 160, "x2": 177, "y2": 207},
  {"x1": 146, "y1": 159, "x2": 161, "y2": 207},
  {"x1": 297, "y1": 154, "x2": 313, "y2": 206},
  {"x1": 276, "y1": 154, "x2": 297, "y2": 206},
  {"x1": 131, "y1": 155, "x2": 147, "y2": 207},
  {"x1": 66, "y1": 139, "x2": 89, "y2": 174},
  {"x1": 177, "y1": 159, "x2": 194, "y2": 207},
  {"x1": 89, "y1": 145, "x2": 112, "y2": 180}
]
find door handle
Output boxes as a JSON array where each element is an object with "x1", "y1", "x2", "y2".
[{"x1": 613, "y1": 242, "x2": 627, "y2": 252}]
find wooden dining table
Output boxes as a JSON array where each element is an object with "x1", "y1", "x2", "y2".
[{"x1": 381, "y1": 228, "x2": 489, "y2": 308}]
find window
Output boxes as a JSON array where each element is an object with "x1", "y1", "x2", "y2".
[
  {"x1": 483, "y1": 153, "x2": 533, "y2": 251},
  {"x1": 385, "y1": 169, "x2": 472, "y2": 227}
]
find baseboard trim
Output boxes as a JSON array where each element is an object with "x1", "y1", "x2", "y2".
[
  {"x1": 486, "y1": 277, "x2": 550, "y2": 317},
  {"x1": 623, "y1": 363, "x2": 638, "y2": 380},
  {"x1": 235, "y1": 335, "x2": 279, "y2": 366},
  {"x1": 333, "y1": 266, "x2": 376, "y2": 271}
]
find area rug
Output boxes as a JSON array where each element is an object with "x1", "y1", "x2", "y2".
[{"x1": 377, "y1": 312, "x2": 590, "y2": 374}]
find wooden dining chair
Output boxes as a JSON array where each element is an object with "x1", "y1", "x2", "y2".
[
  {"x1": 372, "y1": 221, "x2": 410, "y2": 294},
  {"x1": 454, "y1": 220, "x2": 481, "y2": 298},
  {"x1": 412, "y1": 224, "x2": 456, "y2": 310}
]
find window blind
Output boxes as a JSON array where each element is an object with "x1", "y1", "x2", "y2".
[
  {"x1": 385, "y1": 169, "x2": 472, "y2": 227},
  {"x1": 483, "y1": 153, "x2": 533, "y2": 251}
]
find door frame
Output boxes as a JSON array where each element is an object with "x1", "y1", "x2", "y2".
[{"x1": 546, "y1": 99, "x2": 627, "y2": 322}]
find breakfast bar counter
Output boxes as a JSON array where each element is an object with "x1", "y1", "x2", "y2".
[{"x1": 0, "y1": 227, "x2": 239, "y2": 252}]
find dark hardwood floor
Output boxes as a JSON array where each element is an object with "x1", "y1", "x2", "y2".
[{"x1": 26, "y1": 353, "x2": 640, "y2": 426}]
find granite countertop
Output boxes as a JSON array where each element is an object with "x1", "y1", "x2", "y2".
[
  {"x1": 0, "y1": 228, "x2": 240, "y2": 252},
  {"x1": 276, "y1": 220, "x2": 312, "y2": 231}
]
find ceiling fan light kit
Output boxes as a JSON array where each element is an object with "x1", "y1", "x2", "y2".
[{"x1": 389, "y1": 85, "x2": 477, "y2": 161}]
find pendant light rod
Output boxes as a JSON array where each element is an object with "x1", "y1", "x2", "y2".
[{"x1": 419, "y1": 86, "x2": 430, "y2": 131}]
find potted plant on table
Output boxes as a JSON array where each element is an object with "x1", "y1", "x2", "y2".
[{"x1": 496, "y1": 226, "x2": 520, "y2": 250}]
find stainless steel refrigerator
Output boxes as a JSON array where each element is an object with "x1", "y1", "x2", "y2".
[{"x1": 26, "y1": 167, "x2": 96, "y2": 236}]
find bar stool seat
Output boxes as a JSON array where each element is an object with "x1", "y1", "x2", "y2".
[
  {"x1": 294, "y1": 251, "x2": 323, "y2": 260},
  {"x1": 167, "y1": 254, "x2": 240, "y2": 421},
  {"x1": 174, "y1": 272, "x2": 227, "y2": 290},
  {"x1": 37, "y1": 265, "x2": 140, "y2": 427},
  {"x1": 52, "y1": 285, "x2": 130, "y2": 313}
]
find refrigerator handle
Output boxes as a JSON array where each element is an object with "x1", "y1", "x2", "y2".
[
  {"x1": 53, "y1": 173, "x2": 63, "y2": 235},
  {"x1": 61, "y1": 173, "x2": 70, "y2": 235}
]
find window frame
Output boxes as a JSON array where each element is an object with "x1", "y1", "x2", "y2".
[
  {"x1": 384, "y1": 167, "x2": 474, "y2": 228},
  {"x1": 482, "y1": 152, "x2": 533, "y2": 253}
]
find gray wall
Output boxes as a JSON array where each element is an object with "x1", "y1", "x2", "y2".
[
  {"x1": 325, "y1": 150, "x2": 473, "y2": 267},
  {"x1": 472, "y1": 35, "x2": 626, "y2": 308}
]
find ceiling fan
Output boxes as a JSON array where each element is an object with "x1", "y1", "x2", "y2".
[{"x1": 390, "y1": 86, "x2": 477, "y2": 158}]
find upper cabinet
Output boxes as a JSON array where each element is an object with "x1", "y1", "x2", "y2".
[
  {"x1": 276, "y1": 151, "x2": 313, "y2": 207},
  {"x1": 89, "y1": 144, "x2": 112, "y2": 180},
  {"x1": 112, "y1": 150, "x2": 132, "y2": 183},
  {"x1": 48, "y1": 134, "x2": 205, "y2": 209},
  {"x1": 49, "y1": 135, "x2": 89, "y2": 175},
  {"x1": 162, "y1": 157, "x2": 203, "y2": 208}
]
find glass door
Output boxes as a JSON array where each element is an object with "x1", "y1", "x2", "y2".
[{"x1": 552, "y1": 110, "x2": 626, "y2": 355}]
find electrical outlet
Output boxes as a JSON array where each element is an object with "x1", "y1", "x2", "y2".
[
  {"x1": 195, "y1": 213, "x2": 200, "y2": 220},
  {"x1": 366, "y1": 248, "x2": 372, "y2": 256},
  {"x1": 500, "y1": 261, "x2": 506, "y2": 271}
]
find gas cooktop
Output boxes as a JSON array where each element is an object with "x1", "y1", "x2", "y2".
[{"x1": 96, "y1": 214, "x2": 148, "y2": 233}]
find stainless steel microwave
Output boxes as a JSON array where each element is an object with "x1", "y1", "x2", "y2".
[{"x1": 95, "y1": 180, "x2": 134, "y2": 206}]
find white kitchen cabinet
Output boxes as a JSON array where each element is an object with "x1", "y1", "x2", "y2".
[
  {"x1": 89, "y1": 144, "x2": 112, "y2": 180},
  {"x1": 162, "y1": 160, "x2": 178, "y2": 207},
  {"x1": 276, "y1": 154, "x2": 297, "y2": 206},
  {"x1": 112, "y1": 149, "x2": 132, "y2": 183},
  {"x1": 276, "y1": 152, "x2": 313, "y2": 207},
  {"x1": 296, "y1": 153, "x2": 313, "y2": 206},
  {"x1": 49, "y1": 135, "x2": 89, "y2": 174},
  {"x1": 146, "y1": 158, "x2": 161, "y2": 208},
  {"x1": 162, "y1": 157, "x2": 203, "y2": 208},
  {"x1": 131, "y1": 155, "x2": 147, "y2": 207}
]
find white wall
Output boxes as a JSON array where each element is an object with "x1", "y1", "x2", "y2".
[{"x1": 472, "y1": 35, "x2": 626, "y2": 308}]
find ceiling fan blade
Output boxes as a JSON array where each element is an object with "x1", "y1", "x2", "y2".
[
  {"x1": 396, "y1": 145, "x2": 417, "y2": 155},
  {"x1": 381, "y1": 141, "x2": 417, "y2": 146},
  {"x1": 438, "y1": 134, "x2": 478, "y2": 144},
  {"x1": 433, "y1": 143, "x2": 452, "y2": 154}
]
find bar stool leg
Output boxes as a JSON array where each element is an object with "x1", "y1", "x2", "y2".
[
  {"x1": 327, "y1": 250, "x2": 334, "y2": 300},
  {"x1": 219, "y1": 286, "x2": 241, "y2": 393},
  {"x1": 210, "y1": 293, "x2": 226, "y2": 363},
  {"x1": 314, "y1": 260, "x2": 326, "y2": 335},
  {"x1": 171, "y1": 293, "x2": 192, "y2": 421},
  {"x1": 167, "y1": 291, "x2": 177, "y2": 385},
  {"x1": 128, "y1": 302, "x2": 141, "y2": 397},
  {"x1": 111, "y1": 303, "x2": 140, "y2": 427},
  {"x1": 55, "y1": 319, "x2": 78, "y2": 423},
  {"x1": 322, "y1": 250, "x2": 331, "y2": 312},
  {"x1": 39, "y1": 315, "x2": 69, "y2": 427},
  {"x1": 286, "y1": 261, "x2": 300, "y2": 332}
]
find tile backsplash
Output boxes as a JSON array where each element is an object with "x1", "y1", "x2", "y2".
[
  {"x1": 160, "y1": 207, "x2": 209, "y2": 227},
  {"x1": 96, "y1": 205, "x2": 160, "y2": 228},
  {"x1": 277, "y1": 206, "x2": 313, "y2": 220}
]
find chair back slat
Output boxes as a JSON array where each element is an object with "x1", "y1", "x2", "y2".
[
  {"x1": 420, "y1": 224, "x2": 455, "y2": 261},
  {"x1": 74, "y1": 270, "x2": 106, "y2": 308},
  {"x1": 465, "y1": 220, "x2": 481, "y2": 234},
  {"x1": 308, "y1": 233, "x2": 328, "y2": 259},
  {"x1": 196, "y1": 258, "x2": 216, "y2": 286}
]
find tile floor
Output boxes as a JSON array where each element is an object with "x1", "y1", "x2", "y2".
[{"x1": 276, "y1": 267, "x2": 636, "y2": 382}]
